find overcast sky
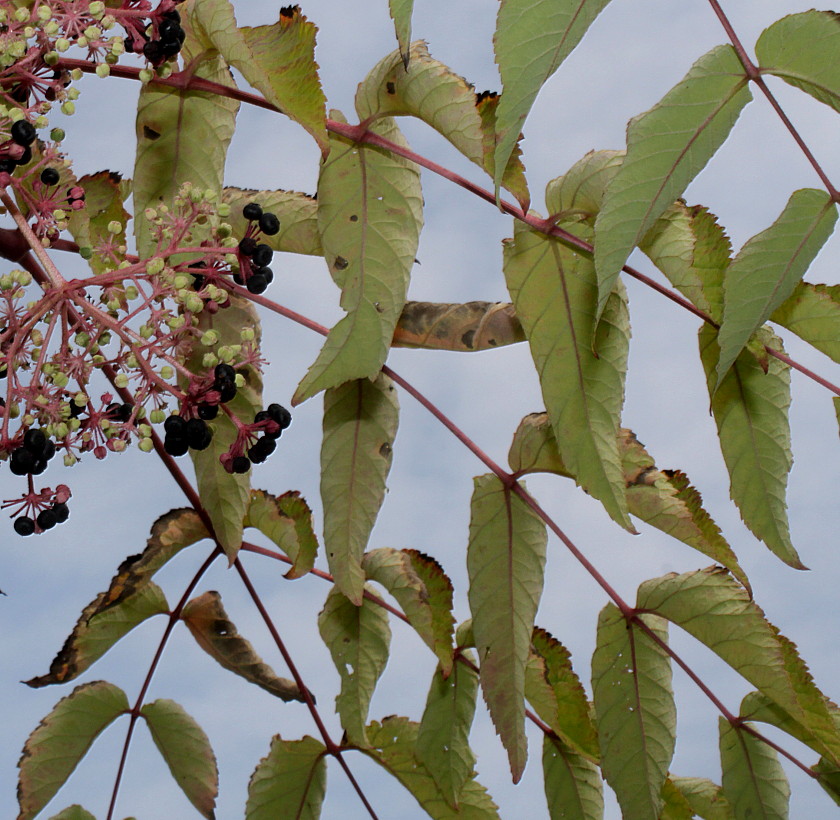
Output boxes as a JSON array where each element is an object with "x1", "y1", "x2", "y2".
[{"x1": 2, "y1": 1, "x2": 840, "y2": 818}]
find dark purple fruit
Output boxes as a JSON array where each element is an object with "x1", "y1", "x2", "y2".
[
  {"x1": 40, "y1": 167, "x2": 60, "y2": 186},
  {"x1": 267, "y1": 403, "x2": 292, "y2": 430},
  {"x1": 246, "y1": 273, "x2": 268, "y2": 294},
  {"x1": 214, "y1": 363, "x2": 236, "y2": 385},
  {"x1": 52, "y1": 502, "x2": 69, "y2": 523},
  {"x1": 231, "y1": 455, "x2": 250, "y2": 473},
  {"x1": 163, "y1": 434, "x2": 189, "y2": 457},
  {"x1": 10, "y1": 120, "x2": 36, "y2": 146},
  {"x1": 23, "y1": 428, "x2": 47, "y2": 454},
  {"x1": 259, "y1": 212, "x2": 280, "y2": 235},
  {"x1": 197, "y1": 403, "x2": 218, "y2": 420},
  {"x1": 37, "y1": 508, "x2": 57, "y2": 530},
  {"x1": 164, "y1": 414, "x2": 187, "y2": 435},
  {"x1": 14, "y1": 516, "x2": 35, "y2": 536},
  {"x1": 243, "y1": 203, "x2": 263, "y2": 221},
  {"x1": 238, "y1": 237, "x2": 257, "y2": 256},
  {"x1": 10, "y1": 447, "x2": 36, "y2": 475},
  {"x1": 186, "y1": 418, "x2": 213, "y2": 450},
  {"x1": 252, "y1": 244, "x2": 273, "y2": 266}
]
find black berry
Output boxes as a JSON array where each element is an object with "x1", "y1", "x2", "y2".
[
  {"x1": 164, "y1": 414, "x2": 187, "y2": 435},
  {"x1": 52, "y1": 502, "x2": 70, "y2": 523},
  {"x1": 163, "y1": 434, "x2": 189, "y2": 457},
  {"x1": 252, "y1": 244, "x2": 273, "y2": 267},
  {"x1": 238, "y1": 237, "x2": 257, "y2": 256},
  {"x1": 143, "y1": 40, "x2": 164, "y2": 63},
  {"x1": 40, "y1": 167, "x2": 60, "y2": 186},
  {"x1": 161, "y1": 38, "x2": 182, "y2": 57},
  {"x1": 14, "y1": 516, "x2": 35, "y2": 536},
  {"x1": 197, "y1": 403, "x2": 218, "y2": 420},
  {"x1": 259, "y1": 212, "x2": 280, "y2": 235},
  {"x1": 246, "y1": 272, "x2": 269, "y2": 294},
  {"x1": 23, "y1": 428, "x2": 47, "y2": 454},
  {"x1": 10, "y1": 120, "x2": 36, "y2": 146},
  {"x1": 214, "y1": 363, "x2": 236, "y2": 385},
  {"x1": 10, "y1": 447, "x2": 36, "y2": 475},
  {"x1": 218, "y1": 382, "x2": 237, "y2": 402},
  {"x1": 267, "y1": 403, "x2": 292, "y2": 430},
  {"x1": 248, "y1": 436, "x2": 276, "y2": 464},
  {"x1": 231, "y1": 455, "x2": 251, "y2": 473},
  {"x1": 15, "y1": 146, "x2": 32, "y2": 166},
  {"x1": 159, "y1": 18, "x2": 179, "y2": 38},
  {"x1": 186, "y1": 418, "x2": 213, "y2": 450},
  {"x1": 37, "y1": 508, "x2": 57, "y2": 530},
  {"x1": 162, "y1": 9, "x2": 181, "y2": 23},
  {"x1": 243, "y1": 203, "x2": 263, "y2": 221}
]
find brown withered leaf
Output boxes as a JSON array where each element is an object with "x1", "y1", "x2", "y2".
[{"x1": 181, "y1": 591, "x2": 308, "y2": 703}]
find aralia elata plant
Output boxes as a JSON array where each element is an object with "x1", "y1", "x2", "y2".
[{"x1": 1, "y1": 0, "x2": 840, "y2": 817}]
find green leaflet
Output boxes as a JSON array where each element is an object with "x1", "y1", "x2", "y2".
[
  {"x1": 503, "y1": 220, "x2": 632, "y2": 530},
  {"x1": 186, "y1": 0, "x2": 327, "y2": 153},
  {"x1": 140, "y1": 699, "x2": 218, "y2": 819},
  {"x1": 660, "y1": 778, "x2": 695, "y2": 820},
  {"x1": 365, "y1": 716, "x2": 500, "y2": 818},
  {"x1": 699, "y1": 324, "x2": 800, "y2": 567},
  {"x1": 245, "y1": 736, "x2": 327, "y2": 820},
  {"x1": 181, "y1": 591, "x2": 306, "y2": 703},
  {"x1": 591, "y1": 605, "x2": 675, "y2": 820},
  {"x1": 66, "y1": 171, "x2": 131, "y2": 276},
  {"x1": 47, "y1": 808, "x2": 97, "y2": 820},
  {"x1": 670, "y1": 777, "x2": 735, "y2": 820},
  {"x1": 508, "y1": 413, "x2": 748, "y2": 590},
  {"x1": 222, "y1": 188, "x2": 321, "y2": 256},
  {"x1": 318, "y1": 586, "x2": 391, "y2": 747},
  {"x1": 755, "y1": 10, "x2": 840, "y2": 115},
  {"x1": 186, "y1": 294, "x2": 262, "y2": 560},
  {"x1": 245, "y1": 490, "x2": 319, "y2": 579},
  {"x1": 388, "y1": 0, "x2": 414, "y2": 67},
  {"x1": 771, "y1": 282, "x2": 840, "y2": 364},
  {"x1": 719, "y1": 719, "x2": 790, "y2": 819},
  {"x1": 293, "y1": 114, "x2": 422, "y2": 403},
  {"x1": 25, "y1": 581, "x2": 168, "y2": 688},
  {"x1": 467, "y1": 474, "x2": 547, "y2": 782},
  {"x1": 404, "y1": 549, "x2": 456, "y2": 674},
  {"x1": 715, "y1": 189, "x2": 837, "y2": 389},
  {"x1": 544, "y1": 149, "x2": 623, "y2": 224},
  {"x1": 320, "y1": 374, "x2": 399, "y2": 605},
  {"x1": 18, "y1": 681, "x2": 129, "y2": 820},
  {"x1": 525, "y1": 627, "x2": 598, "y2": 760},
  {"x1": 814, "y1": 757, "x2": 840, "y2": 806},
  {"x1": 363, "y1": 547, "x2": 451, "y2": 671},
  {"x1": 637, "y1": 567, "x2": 840, "y2": 762},
  {"x1": 640, "y1": 201, "x2": 731, "y2": 322},
  {"x1": 594, "y1": 45, "x2": 751, "y2": 323},
  {"x1": 415, "y1": 653, "x2": 479, "y2": 809},
  {"x1": 542, "y1": 735, "x2": 604, "y2": 820},
  {"x1": 493, "y1": 0, "x2": 613, "y2": 200},
  {"x1": 133, "y1": 8, "x2": 238, "y2": 257},
  {"x1": 355, "y1": 42, "x2": 529, "y2": 210}
]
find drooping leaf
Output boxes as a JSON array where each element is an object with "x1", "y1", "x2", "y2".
[
  {"x1": 492, "y1": 0, "x2": 613, "y2": 199},
  {"x1": 133, "y1": 12, "x2": 238, "y2": 257},
  {"x1": 320, "y1": 373, "x2": 399, "y2": 605},
  {"x1": 715, "y1": 189, "x2": 837, "y2": 388},
  {"x1": 185, "y1": 294, "x2": 262, "y2": 560},
  {"x1": 771, "y1": 281, "x2": 840, "y2": 364},
  {"x1": 591, "y1": 605, "x2": 676, "y2": 820},
  {"x1": 670, "y1": 776, "x2": 735, "y2": 820},
  {"x1": 416, "y1": 653, "x2": 479, "y2": 808},
  {"x1": 542, "y1": 735, "x2": 604, "y2": 820},
  {"x1": 699, "y1": 324, "x2": 801, "y2": 567},
  {"x1": 140, "y1": 699, "x2": 218, "y2": 819},
  {"x1": 355, "y1": 42, "x2": 529, "y2": 209},
  {"x1": 525, "y1": 627, "x2": 598, "y2": 760},
  {"x1": 47, "y1": 807, "x2": 97, "y2": 820},
  {"x1": 640, "y1": 200, "x2": 731, "y2": 322},
  {"x1": 181, "y1": 591, "x2": 306, "y2": 703},
  {"x1": 659, "y1": 778, "x2": 695, "y2": 820},
  {"x1": 245, "y1": 490, "x2": 318, "y2": 579},
  {"x1": 392, "y1": 301, "x2": 525, "y2": 352},
  {"x1": 365, "y1": 716, "x2": 500, "y2": 818},
  {"x1": 363, "y1": 548, "x2": 449, "y2": 670},
  {"x1": 637, "y1": 567, "x2": 840, "y2": 762},
  {"x1": 245, "y1": 735, "x2": 327, "y2": 820},
  {"x1": 66, "y1": 171, "x2": 131, "y2": 275},
  {"x1": 26, "y1": 581, "x2": 168, "y2": 688},
  {"x1": 293, "y1": 113, "x2": 422, "y2": 403},
  {"x1": 317, "y1": 586, "x2": 391, "y2": 746},
  {"x1": 508, "y1": 414, "x2": 748, "y2": 590},
  {"x1": 755, "y1": 10, "x2": 840, "y2": 114},
  {"x1": 719, "y1": 718, "x2": 790, "y2": 819},
  {"x1": 404, "y1": 549, "x2": 456, "y2": 674},
  {"x1": 503, "y1": 220, "x2": 632, "y2": 530},
  {"x1": 813, "y1": 757, "x2": 840, "y2": 807},
  {"x1": 389, "y1": 0, "x2": 414, "y2": 67},
  {"x1": 222, "y1": 188, "x2": 321, "y2": 256},
  {"x1": 186, "y1": 0, "x2": 327, "y2": 153},
  {"x1": 18, "y1": 681, "x2": 129, "y2": 820},
  {"x1": 594, "y1": 45, "x2": 751, "y2": 321},
  {"x1": 467, "y1": 473, "x2": 547, "y2": 781}
]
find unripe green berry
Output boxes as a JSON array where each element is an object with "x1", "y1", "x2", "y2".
[
  {"x1": 14, "y1": 8, "x2": 29, "y2": 22},
  {"x1": 235, "y1": 374, "x2": 245, "y2": 387},
  {"x1": 139, "y1": 68, "x2": 154, "y2": 84},
  {"x1": 95, "y1": 63, "x2": 110, "y2": 78},
  {"x1": 44, "y1": 51, "x2": 59, "y2": 66},
  {"x1": 50, "y1": 127, "x2": 65, "y2": 142},
  {"x1": 61, "y1": 101, "x2": 75, "y2": 116},
  {"x1": 73, "y1": 392, "x2": 87, "y2": 406},
  {"x1": 139, "y1": 438, "x2": 154, "y2": 453},
  {"x1": 84, "y1": 25, "x2": 101, "y2": 39},
  {"x1": 107, "y1": 220, "x2": 122, "y2": 235},
  {"x1": 111, "y1": 439, "x2": 127, "y2": 452},
  {"x1": 64, "y1": 453, "x2": 77, "y2": 466},
  {"x1": 53, "y1": 372, "x2": 69, "y2": 387},
  {"x1": 150, "y1": 408, "x2": 166, "y2": 424},
  {"x1": 89, "y1": 1, "x2": 105, "y2": 15},
  {"x1": 139, "y1": 324, "x2": 153, "y2": 339},
  {"x1": 218, "y1": 203, "x2": 231, "y2": 217},
  {"x1": 240, "y1": 328, "x2": 255, "y2": 342},
  {"x1": 55, "y1": 38, "x2": 70, "y2": 52},
  {"x1": 114, "y1": 373, "x2": 128, "y2": 388},
  {"x1": 146, "y1": 258, "x2": 164, "y2": 275},
  {"x1": 71, "y1": 69, "x2": 83, "y2": 81},
  {"x1": 160, "y1": 365, "x2": 174, "y2": 380},
  {"x1": 202, "y1": 353, "x2": 218, "y2": 368},
  {"x1": 201, "y1": 329, "x2": 220, "y2": 346}
]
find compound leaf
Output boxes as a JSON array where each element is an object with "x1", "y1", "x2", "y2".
[
  {"x1": 245, "y1": 736, "x2": 327, "y2": 820},
  {"x1": 467, "y1": 473, "x2": 547, "y2": 782},
  {"x1": 320, "y1": 373, "x2": 399, "y2": 605},
  {"x1": 293, "y1": 114, "x2": 422, "y2": 403},
  {"x1": 771, "y1": 281, "x2": 840, "y2": 364},
  {"x1": 140, "y1": 699, "x2": 218, "y2": 819},
  {"x1": 715, "y1": 189, "x2": 837, "y2": 388},
  {"x1": 756, "y1": 10, "x2": 840, "y2": 114},
  {"x1": 318, "y1": 586, "x2": 391, "y2": 747},
  {"x1": 181, "y1": 591, "x2": 306, "y2": 703},
  {"x1": 18, "y1": 681, "x2": 128, "y2": 820},
  {"x1": 592, "y1": 605, "x2": 675, "y2": 820},
  {"x1": 594, "y1": 45, "x2": 751, "y2": 321},
  {"x1": 542, "y1": 735, "x2": 603, "y2": 820}
]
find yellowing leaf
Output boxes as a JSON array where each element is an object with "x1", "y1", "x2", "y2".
[
  {"x1": 404, "y1": 549, "x2": 456, "y2": 674},
  {"x1": 245, "y1": 735, "x2": 327, "y2": 820},
  {"x1": 771, "y1": 281, "x2": 840, "y2": 364},
  {"x1": 320, "y1": 374, "x2": 399, "y2": 605},
  {"x1": 245, "y1": 490, "x2": 318, "y2": 579},
  {"x1": 592, "y1": 605, "x2": 675, "y2": 820},
  {"x1": 181, "y1": 591, "x2": 306, "y2": 703},
  {"x1": 467, "y1": 473, "x2": 547, "y2": 781},
  {"x1": 140, "y1": 699, "x2": 218, "y2": 819},
  {"x1": 660, "y1": 778, "x2": 695, "y2": 820},
  {"x1": 542, "y1": 735, "x2": 604, "y2": 820},
  {"x1": 670, "y1": 776, "x2": 735, "y2": 820},
  {"x1": 317, "y1": 586, "x2": 391, "y2": 747},
  {"x1": 18, "y1": 681, "x2": 129, "y2": 820}
]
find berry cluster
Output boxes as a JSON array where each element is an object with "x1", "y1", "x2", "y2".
[
  {"x1": 14, "y1": 500, "x2": 69, "y2": 536},
  {"x1": 126, "y1": 8, "x2": 185, "y2": 66},
  {"x1": 223, "y1": 403, "x2": 292, "y2": 474},
  {"x1": 162, "y1": 414, "x2": 212, "y2": 456},
  {"x1": 0, "y1": 119, "x2": 36, "y2": 173},
  {"x1": 10, "y1": 428, "x2": 56, "y2": 476},
  {"x1": 234, "y1": 203, "x2": 280, "y2": 295}
]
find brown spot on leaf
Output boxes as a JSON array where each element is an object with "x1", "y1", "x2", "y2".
[
  {"x1": 461, "y1": 330, "x2": 475, "y2": 349},
  {"x1": 334, "y1": 256, "x2": 348, "y2": 270},
  {"x1": 475, "y1": 90, "x2": 498, "y2": 105},
  {"x1": 142, "y1": 126, "x2": 160, "y2": 140},
  {"x1": 386, "y1": 81, "x2": 396, "y2": 95},
  {"x1": 379, "y1": 442, "x2": 392, "y2": 458},
  {"x1": 349, "y1": 214, "x2": 358, "y2": 222}
]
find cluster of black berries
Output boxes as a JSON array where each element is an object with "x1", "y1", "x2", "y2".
[
  {"x1": 162, "y1": 414, "x2": 213, "y2": 456},
  {"x1": 235, "y1": 203, "x2": 280, "y2": 295},
  {"x1": 0, "y1": 120, "x2": 36, "y2": 173},
  {"x1": 10, "y1": 429, "x2": 56, "y2": 476},
  {"x1": 227, "y1": 403, "x2": 291, "y2": 473},
  {"x1": 213, "y1": 363, "x2": 237, "y2": 403},
  {"x1": 14, "y1": 502, "x2": 69, "y2": 537},
  {"x1": 127, "y1": 8, "x2": 185, "y2": 65},
  {"x1": 105, "y1": 402, "x2": 134, "y2": 423}
]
